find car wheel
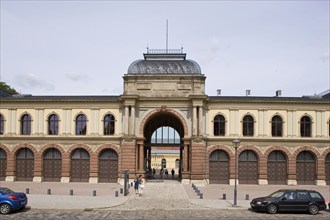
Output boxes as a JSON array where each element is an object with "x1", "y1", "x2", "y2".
[
  {"x1": 0, "y1": 203, "x2": 12, "y2": 214},
  {"x1": 267, "y1": 204, "x2": 278, "y2": 214},
  {"x1": 308, "y1": 204, "x2": 319, "y2": 215}
]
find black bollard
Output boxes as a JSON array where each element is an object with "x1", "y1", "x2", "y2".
[
  {"x1": 120, "y1": 188, "x2": 123, "y2": 194},
  {"x1": 93, "y1": 190, "x2": 96, "y2": 196},
  {"x1": 199, "y1": 193, "x2": 203, "y2": 199},
  {"x1": 26, "y1": 188, "x2": 29, "y2": 194},
  {"x1": 246, "y1": 194, "x2": 249, "y2": 200},
  {"x1": 223, "y1": 193, "x2": 226, "y2": 200},
  {"x1": 47, "y1": 189, "x2": 51, "y2": 195},
  {"x1": 115, "y1": 191, "x2": 118, "y2": 197},
  {"x1": 131, "y1": 182, "x2": 133, "y2": 187},
  {"x1": 70, "y1": 189, "x2": 73, "y2": 196}
]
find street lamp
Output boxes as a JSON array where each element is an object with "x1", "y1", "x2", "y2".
[{"x1": 232, "y1": 138, "x2": 240, "y2": 207}]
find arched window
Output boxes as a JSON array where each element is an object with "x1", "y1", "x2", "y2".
[
  {"x1": 239, "y1": 150, "x2": 258, "y2": 161},
  {"x1": 300, "y1": 116, "x2": 311, "y2": 137},
  {"x1": 104, "y1": 114, "x2": 115, "y2": 135},
  {"x1": 44, "y1": 148, "x2": 62, "y2": 159},
  {"x1": 271, "y1": 115, "x2": 283, "y2": 137},
  {"x1": 175, "y1": 159, "x2": 180, "y2": 169},
  {"x1": 243, "y1": 115, "x2": 254, "y2": 136},
  {"x1": 214, "y1": 114, "x2": 225, "y2": 136},
  {"x1": 151, "y1": 127, "x2": 180, "y2": 144},
  {"x1": 48, "y1": 114, "x2": 59, "y2": 135},
  {"x1": 0, "y1": 114, "x2": 4, "y2": 135},
  {"x1": 21, "y1": 114, "x2": 32, "y2": 135},
  {"x1": 161, "y1": 158, "x2": 166, "y2": 168},
  {"x1": 76, "y1": 114, "x2": 87, "y2": 135}
]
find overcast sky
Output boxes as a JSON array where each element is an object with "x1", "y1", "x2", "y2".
[{"x1": 1, "y1": 1, "x2": 329, "y2": 97}]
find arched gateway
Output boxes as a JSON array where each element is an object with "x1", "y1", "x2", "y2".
[
  {"x1": 120, "y1": 49, "x2": 207, "y2": 183},
  {"x1": 140, "y1": 110, "x2": 186, "y2": 180}
]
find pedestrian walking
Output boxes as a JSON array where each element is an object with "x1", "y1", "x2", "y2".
[
  {"x1": 134, "y1": 176, "x2": 139, "y2": 195},
  {"x1": 152, "y1": 168, "x2": 156, "y2": 179},
  {"x1": 138, "y1": 175, "x2": 144, "y2": 196},
  {"x1": 171, "y1": 168, "x2": 175, "y2": 179},
  {"x1": 160, "y1": 168, "x2": 164, "y2": 179}
]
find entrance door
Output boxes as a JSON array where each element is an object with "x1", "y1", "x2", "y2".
[
  {"x1": 296, "y1": 151, "x2": 316, "y2": 185},
  {"x1": 209, "y1": 150, "x2": 229, "y2": 184},
  {"x1": 71, "y1": 148, "x2": 90, "y2": 182},
  {"x1": 16, "y1": 148, "x2": 34, "y2": 181},
  {"x1": 238, "y1": 150, "x2": 258, "y2": 184},
  {"x1": 267, "y1": 150, "x2": 287, "y2": 184},
  {"x1": 0, "y1": 149, "x2": 6, "y2": 181},
  {"x1": 99, "y1": 149, "x2": 118, "y2": 183},
  {"x1": 43, "y1": 148, "x2": 62, "y2": 182}
]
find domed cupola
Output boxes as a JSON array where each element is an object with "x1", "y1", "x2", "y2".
[
  {"x1": 123, "y1": 49, "x2": 205, "y2": 98},
  {"x1": 127, "y1": 49, "x2": 201, "y2": 75}
]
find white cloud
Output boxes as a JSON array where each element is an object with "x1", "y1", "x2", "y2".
[
  {"x1": 65, "y1": 72, "x2": 91, "y2": 82},
  {"x1": 12, "y1": 73, "x2": 54, "y2": 92}
]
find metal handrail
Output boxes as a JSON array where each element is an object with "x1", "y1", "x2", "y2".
[{"x1": 147, "y1": 49, "x2": 183, "y2": 54}]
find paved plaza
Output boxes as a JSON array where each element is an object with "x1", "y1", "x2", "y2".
[{"x1": 0, "y1": 180, "x2": 329, "y2": 219}]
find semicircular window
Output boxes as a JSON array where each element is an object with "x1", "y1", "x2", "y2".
[{"x1": 151, "y1": 126, "x2": 180, "y2": 145}]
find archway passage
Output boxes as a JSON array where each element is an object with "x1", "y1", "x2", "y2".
[
  {"x1": 16, "y1": 148, "x2": 34, "y2": 181},
  {"x1": 43, "y1": 148, "x2": 62, "y2": 182},
  {"x1": 99, "y1": 149, "x2": 118, "y2": 183},
  {"x1": 143, "y1": 112, "x2": 184, "y2": 181},
  {"x1": 209, "y1": 150, "x2": 229, "y2": 184}
]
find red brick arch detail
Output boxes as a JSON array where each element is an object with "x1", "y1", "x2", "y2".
[
  {"x1": 292, "y1": 146, "x2": 324, "y2": 181},
  {"x1": 0, "y1": 143, "x2": 11, "y2": 155},
  {"x1": 207, "y1": 145, "x2": 233, "y2": 179},
  {"x1": 292, "y1": 146, "x2": 321, "y2": 158},
  {"x1": 138, "y1": 108, "x2": 189, "y2": 138},
  {"x1": 67, "y1": 144, "x2": 94, "y2": 157},
  {"x1": 94, "y1": 144, "x2": 120, "y2": 178},
  {"x1": 321, "y1": 147, "x2": 330, "y2": 159},
  {"x1": 66, "y1": 144, "x2": 95, "y2": 177},
  {"x1": 12, "y1": 143, "x2": 40, "y2": 177},
  {"x1": 264, "y1": 145, "x2": 291, "y2": 159},
  {"x1": 237, "y1": 145, "x2": 263, "y2": 159},
  {"x1": 38, "y1": 144, "x2": 65, "y2": 178},
  {"x1": 95, "y1": 144, "x2": 120, "y2": 157},
  {"x1": 39, "y1": 144, "x2": 65, "y2": 157},
  {"x1": 12, "y1": 143, "x2": 38, "y2": 157},
  {"x1": 207, "y1": 145, "x2": 233, "y2": 158}
]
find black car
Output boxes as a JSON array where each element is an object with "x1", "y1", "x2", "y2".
[{"x1": 250, "y1": 189, "x2": 327, "y2": 215}]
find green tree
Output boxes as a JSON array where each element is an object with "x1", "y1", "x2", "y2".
[{"x1": 0, "y1": 82, "x2": 19, "y2": 95}]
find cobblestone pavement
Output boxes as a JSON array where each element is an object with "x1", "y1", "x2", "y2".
[
  {"x1": 2, "y1": 181, "x2": 330, "y2": 219},
  {"x1": 2, "y1": 207, "x2": 330, "y2": 220}
]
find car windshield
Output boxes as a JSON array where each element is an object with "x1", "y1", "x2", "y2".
[
  {"x1": 268, "y1": 191, "x2": 285, "y2": 198},
  {"x1": 0, "y1": 188, "x2": 14, "y2": 194}
]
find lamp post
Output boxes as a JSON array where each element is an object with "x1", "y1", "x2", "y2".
[{"x1": 232, "y1": 138, "x2": 240, "y2": 207}]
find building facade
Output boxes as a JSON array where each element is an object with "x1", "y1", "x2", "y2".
[{"x1": 0, "y1": 49, "x2": 329, "y2": 186}]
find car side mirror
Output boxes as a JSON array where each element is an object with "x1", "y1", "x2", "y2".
[{"x1": 281, "y1": 197, "x2": 287, "y2": 201}]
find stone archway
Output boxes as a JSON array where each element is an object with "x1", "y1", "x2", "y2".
[{"x1": 138, "y1": 108, "x2": 188, "y2": 180}]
